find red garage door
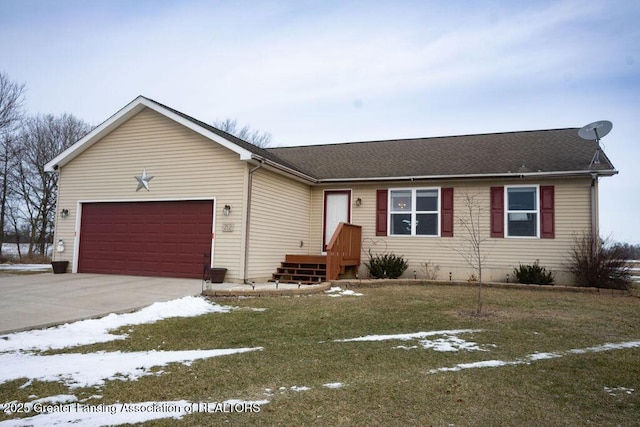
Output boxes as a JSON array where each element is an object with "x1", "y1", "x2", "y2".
[{"x1": 78, "y1": 200, "x2": 214, "y2": 279}]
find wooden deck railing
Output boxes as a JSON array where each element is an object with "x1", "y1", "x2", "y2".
[{"x1": 326, "y1": 222, "x2": 362, "y2": 281}]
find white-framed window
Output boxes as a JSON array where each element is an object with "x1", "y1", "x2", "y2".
[
  {"x1": 389, "y1": 188, "x2": 440, "y2": 236},
  {"x1": 505, "y1": 185, "x2": 539, "y2": 238}
]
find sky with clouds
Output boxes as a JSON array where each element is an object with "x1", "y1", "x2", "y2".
[{"x1": 1, "y1": 0, "x2": 639, "y2": 243}]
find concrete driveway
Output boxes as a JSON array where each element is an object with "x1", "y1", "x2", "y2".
[{"x1": 0, "y1": 273, "x2": 203, "y2": 334}]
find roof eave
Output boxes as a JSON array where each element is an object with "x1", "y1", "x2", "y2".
[
  {"x1": 44, "y1": 96, "x2": 253, "y2": 172},
  {"x1": 316, "y1": 169, "x2": 619, "y2": 183},
  {"x1": 250, "y1": 155, "x2": 318, "y2": 183}
]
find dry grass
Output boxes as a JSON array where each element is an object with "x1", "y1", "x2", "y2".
[
  {"x1": 0, "y1": 253, "x2": 51, "y2": 264},
  {"x1": 1, "y1": 285, "x2": 639, "y2": 426}
]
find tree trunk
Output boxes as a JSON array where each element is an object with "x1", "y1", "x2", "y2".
[
  {"x1": 477, "y1": 263, "x2": 483, "y2": 315},
  {"x1": 0, "y1": 161, "x2": 6, "y2": 257}
]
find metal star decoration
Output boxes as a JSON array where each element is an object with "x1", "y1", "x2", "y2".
[{"x1": 134, "y1": 168, "x2": 154, "y2": 191}]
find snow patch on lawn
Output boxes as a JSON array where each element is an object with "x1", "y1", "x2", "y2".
[
  {"x1": 0, "y1": 296, "x2": 235, "y2": 353},
  {"x1": 325, "y1": 287, "x2": 363, "y2": 297},
  {"x1": 397, "y1": 335, "x2": 486, "y2": 352},
  {"x1": 0, "y1": 264, "x2": 51, "y2": 271},
  {"x1": 264, "y1": 385, "x2": 312, "y2": 396},
  {"x1": 0, "y1": 347, "x2": 263, "y2": 389},
  {"x1": 30, "y1": 394, "x2": 78, "y2": 405},
  {"x1": 335, "y1": 329, "x2": 482, "y2": 343},
  {"x1": 429, "y1": 340, "x2": 640, "y2": 374},
  {"x1": 527, "y1": 352, "x2": 562, "y2": 361},
  {"x1": 604, "y1": 386, "x2": 635, "y2": 396},
  {"x1": 568, "y1": 341, "x2": 640, "y2": 354},
  {"x1": 323, "y1": 382, "x2": 345, "y2": 389},
  {"x1": 335, "y1": 329, "x2": 487, "y2": 352}
]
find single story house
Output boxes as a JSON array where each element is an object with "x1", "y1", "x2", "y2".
[{"x1": 45, "y1": 96, "x2": 617, "y2": 284}]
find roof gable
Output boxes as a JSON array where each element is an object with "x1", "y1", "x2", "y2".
[{"x1": 44, "y1": 96, "x2": 258, "y2": 172}]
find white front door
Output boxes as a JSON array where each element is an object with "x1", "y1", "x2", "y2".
[{"x1": 323, "y1": 191, "x2": 351, "y2": 251}]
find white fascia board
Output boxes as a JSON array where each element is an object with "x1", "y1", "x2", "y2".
[
  {"x1": 45, "y1": 96, "x2": 253, "y2": 172},
  {"x1": 250, "y1": 155, "x2": 318, "y2": 184},
  {"x1": 316, "y1": 169, "x2": 619, "y2": 183}
]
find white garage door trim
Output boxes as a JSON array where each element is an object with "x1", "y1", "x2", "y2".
[{"x1": 73, "y1": 197, "x2": 217, "y2": 274}]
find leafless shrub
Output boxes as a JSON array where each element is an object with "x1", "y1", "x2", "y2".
[
  {"x1": 421, "y1": 261, "x2": 440, "y2": 280},
  {"x1": 567, "y1": 233, "x2": 632, "y2": 290}
]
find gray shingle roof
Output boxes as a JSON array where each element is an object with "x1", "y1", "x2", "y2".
[
  {"x1": 266, "y1": 128, "x2": 616, "y2": 181},
  {"x1": 145, "y1": 98, "x2": 617, "y2": 181}
]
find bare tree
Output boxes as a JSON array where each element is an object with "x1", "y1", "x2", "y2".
[
  {"x1": 0, "y1": 134, "x2": 19, "y2": 256},
  {"x1": 448, "y1": 193, "x2": 492, "y2": 315},
  {"x1": 0, "y1": 72, "x2": 26, "y2": 135},
  {"x1": 0, "y1": 72, "x2": 26, "y2": 255},
  {"x1": 6, "y1": 201, "x2": 25, "y2": 258},
  {"x1": 14, "y1": 114, "x2": 92, "y2": 256},
  {"x1": 212, "y1": 118, "x2": 273, "y2": 148}
]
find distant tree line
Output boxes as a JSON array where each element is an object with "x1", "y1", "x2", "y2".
[{"x1": 608, "y1": 242, "x2": 640, "y2": 260}]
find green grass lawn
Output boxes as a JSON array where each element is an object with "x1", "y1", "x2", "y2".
[{"x1": 2, "y1": 285, "x2": 639, "y2": 426}]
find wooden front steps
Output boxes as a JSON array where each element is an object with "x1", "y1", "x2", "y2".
[{"x1": 271, "y1": 255, "x2": 327, "y2": 285}]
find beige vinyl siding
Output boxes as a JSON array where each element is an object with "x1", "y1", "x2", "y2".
[
  {"x1": 53, "y1": 108, "x2": 247, "y2": 280},
  {"x1": 247, "y1": 167, "x2": 311, "y2": 280},
  {"x1": 311, "y1": 177, "x2": 593, "y2": 284}
]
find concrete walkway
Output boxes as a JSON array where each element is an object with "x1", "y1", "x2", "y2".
[
  {"x1": 202, "y1": 281, "x2": 330, "y2": 297},
  {"x1": 0, "y1": 273, "x2": 202, "y2": 334}
]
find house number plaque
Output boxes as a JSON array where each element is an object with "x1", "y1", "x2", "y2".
[{"x1": 222, "y1": 223, "x2": 234, "y2": 232}]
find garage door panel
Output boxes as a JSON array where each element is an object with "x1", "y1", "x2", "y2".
[
  {"x1": 112, "y1": 250, "x2": 128, "y2": 262},
  {"x1": 160, "y1": 242, "x2": 177, "y2": 251},
  {"x1": 79, "y1": 200, "x2": 214, "y2": 279},
  {"x1": 112, "y1": 224, "x2": 128, "y2": 233}
]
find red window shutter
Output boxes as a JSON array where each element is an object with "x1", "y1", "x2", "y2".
[
  {"x1": 441, "y1": 187, "x2": 454, "y2": 237},
  {"x1": 490, "y1": 186, "x2": 504, "y2": 238},
  {"x1": 376, "y1": 189, "x2": 388, "y2": 236},
  {"x1": 540, "y1": 185, "x2": 555, "y2": 239}
]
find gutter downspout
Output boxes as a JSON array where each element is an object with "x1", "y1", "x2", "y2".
[
  {"x1": 590, "y1": 173, "x2": 599, "y2": 255},
  {"x1": 243, "y1": 160, "x2": 264, "y2": 284}
]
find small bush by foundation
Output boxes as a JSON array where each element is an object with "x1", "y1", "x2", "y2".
[
  {"x1": 365, "y1": 250, "x2": 408, "y2": 279},
  {"x1": 514, "y1": 261, "x2": 555, "y2": 285}
]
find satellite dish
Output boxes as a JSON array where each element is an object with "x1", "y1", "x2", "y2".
[
  {"x1": 578, "y1": 120, "x2": 612, "y2": 166},
  {"x1": 578, "y1": 120, "x2": 612, "y2": 141}
]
